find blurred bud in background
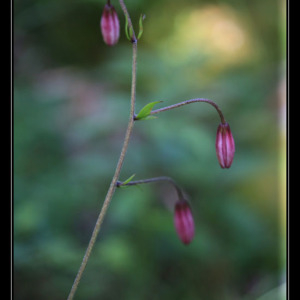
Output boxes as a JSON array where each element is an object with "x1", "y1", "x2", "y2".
[
  {"x1": 174, "y1": 199, "x2": 195, "y2": 245},
  {"x1": 100, "y1": 2, "x2": 120, "y2": 46}
]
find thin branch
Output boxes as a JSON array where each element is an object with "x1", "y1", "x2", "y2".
[
  {"x1": 150, "y1": 98, "x2": 227, "y2": 124},
  {"x1": 116, "y1": 176, "x2": 184, "y2": 199}
]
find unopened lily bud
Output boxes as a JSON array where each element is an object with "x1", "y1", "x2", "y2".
[
  {"x1": 215, "y1": 122, "x2": 235, "y2": 168},
  {"x1": 100, "y1": 2, "x2": 120, "y2": 46},
  {"x1": 174, "y1": 200, "x2": 195, "y2": 245}
]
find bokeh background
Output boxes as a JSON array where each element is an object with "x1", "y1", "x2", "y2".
[{"x1": 14, "y1": 0, "x2": 286, "y2": 299}]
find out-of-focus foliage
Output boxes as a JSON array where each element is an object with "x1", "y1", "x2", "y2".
[{"x1": 14, "y1": 0, "x2": 286, "y2": 299}]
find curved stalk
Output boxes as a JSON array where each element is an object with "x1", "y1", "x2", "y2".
[{"x1": 150, "y1": 98, "x2": 227, "y2": 124}]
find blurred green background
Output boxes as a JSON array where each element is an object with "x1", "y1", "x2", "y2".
[{"x1": 14, "y1": 0, "x2": 286, "y2": 299}]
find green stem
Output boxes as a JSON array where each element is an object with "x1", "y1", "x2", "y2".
[{"x1": 66, "y1": 6, "x2": 137, "y2": 300}]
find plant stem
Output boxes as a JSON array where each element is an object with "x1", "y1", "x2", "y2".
[
  {"x1": 116, "y1": 176, "x2": 184, "y2": 199},
  {"x1": 119, "y1": 0, "x2": 137, "y2": 42},
  {"x1": 150, "y1": 98, "x2": 227, "y2": 124},
  {"x1": 66, "y1": 6, "x2": 137, "y2": 300}
]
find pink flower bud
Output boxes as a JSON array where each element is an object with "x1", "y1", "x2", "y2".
[
  {"x1": 215, "y1": 122, "x2": 235, "y2": 168},
  {"x1": 100, "y1": 3, "x2": 120, "y2": 46},
  {"x1": 174, "y1": 200, "x2": 195, "y2": 245}
]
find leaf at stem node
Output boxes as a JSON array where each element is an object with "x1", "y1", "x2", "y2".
[{"x1": 134, "y1": 101, "x2": 162, "y2": 120}]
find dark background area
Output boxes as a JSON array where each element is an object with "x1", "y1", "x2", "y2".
[{"x1": 14, "y1": 0, "x2": 286, "y2": 299}]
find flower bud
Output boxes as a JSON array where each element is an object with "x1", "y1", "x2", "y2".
[
  {"x1": 215, "y1": 122, "x2": 235, "y2": 168},
  {"x1": 100, "y1": 3, "x2": 120, "y2": 46},
  {"x1": 174, "y1": 200, "x2": 195, "y2": 245}
]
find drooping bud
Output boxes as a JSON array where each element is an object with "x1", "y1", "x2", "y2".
[
  {"x1": 215, "y1": 122, "x2": 235, "y2": 168},
  {"x1": 174, "y1": 200, "x2": 195, "y2": 245},
  {"x1": 100, "y1": 2, "x2": 120, "y2": 46}
]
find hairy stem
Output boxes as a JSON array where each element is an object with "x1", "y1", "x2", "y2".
[
  {"x1": 116, "y1": 176, "x2": 184, "y2": 199},
  {"x1": 150, "y1": 98, "x2": 227, "y2": 124},
  {"x1": 66, "y1": 5, "x2": 137, "y2": 300}
]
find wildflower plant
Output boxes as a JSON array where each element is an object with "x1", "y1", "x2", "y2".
[{"x1": 67, "y1": 1, "x2": 235, "y2": 299}]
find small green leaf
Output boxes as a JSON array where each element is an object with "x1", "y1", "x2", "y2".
[
  {"x1": 125, "y1": 17, "x2": 133, "y2": 41},
  {"x1": 125, "y1": 17, "x2": 130, "y2": 41},
  {"x1": 137, "y1": 14, "x2": 146, "y2": 40},
  {"x1": 120, "y1": 174, "x2": 136, "y2": 187},
  {"x1": 135, "y1": 101, "x2": 162, "y2": 120}
]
